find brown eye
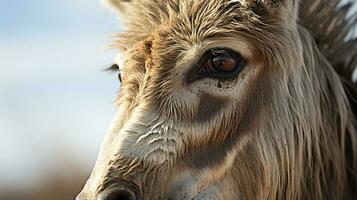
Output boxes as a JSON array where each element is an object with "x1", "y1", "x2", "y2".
[
  {"x1": 209, "y1": 54, "x2": 237, "y2": 72},
  {"x1": 196, "y1": 48, "x2": 244, "y2": 80}
]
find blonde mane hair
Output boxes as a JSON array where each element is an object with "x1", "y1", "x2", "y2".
[
  {"x1": 235, "y1": 1, "x2": 357, "y2": 199},
  {"x1": 241, "y1": 1, "x2": 357, "y2": 198}
]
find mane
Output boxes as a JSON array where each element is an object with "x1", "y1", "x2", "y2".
[
  {"x1": 291, "y1": 0, "x2": 357, "y2": 198},
  {"x1": 231, "y1": 1, "x2": 357, "y2": 199},
  {"x1": 299, "y1": 1, "x2": 357, "y2": 133},
  {"x1": 299, "y1": 0, "x2": 357, "y2": 81}
]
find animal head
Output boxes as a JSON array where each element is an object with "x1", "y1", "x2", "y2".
[{"x1": 77, "y1": 0, "x2": 357, "y2": 199}]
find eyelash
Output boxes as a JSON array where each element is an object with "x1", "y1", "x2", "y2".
[{"x1": 107, "y1": 64, "x2": 122, "y2": 83}]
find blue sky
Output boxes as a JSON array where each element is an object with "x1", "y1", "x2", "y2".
[
  {"x1": 0, "y1": 0, "x2": 121, "y2": 186},
  {"x1": 0, "y1": 1, "x2": 116, "y2": 36}
]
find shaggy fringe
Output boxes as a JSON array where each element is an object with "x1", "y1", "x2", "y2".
[{"x1": 299, "y1": 1, "x2": 357, "y2": 196}]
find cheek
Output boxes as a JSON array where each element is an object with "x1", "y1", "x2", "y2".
[
  {"x1": 166, "y1": 127, "x2": 252, "y2": 199},
  {"x1": 166, "y1": 66, "x2": 261, "y2": 145}
]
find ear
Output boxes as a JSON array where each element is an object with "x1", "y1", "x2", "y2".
[
  {"x1": 104, "y1": 0, "x2": 151, "y2": 19},
  {"x1": 104, "y1": 0, "x2": 132, "y2": 14},
  {"x1": 104, "y1": 0, "x2": 160, "y2": 24},
  {"x1": 247, "y1": 0, "x2": 300, "y2": 21}
]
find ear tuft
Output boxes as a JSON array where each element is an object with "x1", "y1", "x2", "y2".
[
  {"x1": 246, "y1": 0, "x2": 300, "y2": 21},
  {"x1": 103, "y1": 0, "x2": 131, "y2": 13}
]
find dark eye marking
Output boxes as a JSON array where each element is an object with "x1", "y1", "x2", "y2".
[
  {"x1": 107, "y1": 64, "x2": 122, "y2": 83},
  {"x1": 193, "y1": 48, "x2": 245, "y2": 81}
]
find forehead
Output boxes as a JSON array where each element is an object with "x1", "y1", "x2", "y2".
[{"x1": 117, "y1": 0, "x2": 263, "y2": 50}]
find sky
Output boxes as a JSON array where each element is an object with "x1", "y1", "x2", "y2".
[{"x1": 0, "y1": 0, "x2": 121, "y2": 186}]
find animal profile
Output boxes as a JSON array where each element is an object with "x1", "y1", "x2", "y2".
[{"x1": 77, "y1": 0, "x2": 357, "y2": 199}]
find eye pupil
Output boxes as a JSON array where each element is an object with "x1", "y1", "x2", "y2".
[{"x1": 211, "y1": 55, "x2": 237, "y2": 72}]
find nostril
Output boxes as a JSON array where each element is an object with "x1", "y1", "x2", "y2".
[
  {"x1": 104, "y1": 189, "x2": 135, "y2": 200},
  {"x1": 99, "y1": 180, "x2": 140, "y2": 200}
]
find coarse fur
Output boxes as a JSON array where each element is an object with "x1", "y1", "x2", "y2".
[{"x1": 78, "y1": 0, "x2": 357, "y2": 199}]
